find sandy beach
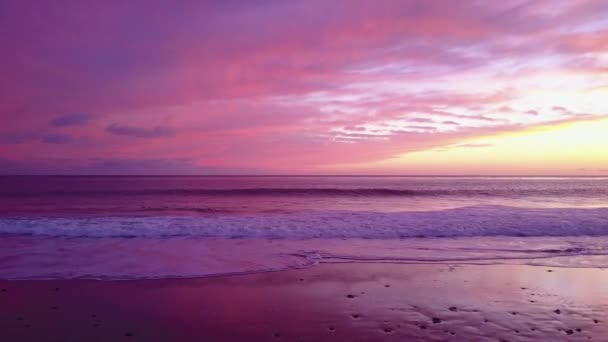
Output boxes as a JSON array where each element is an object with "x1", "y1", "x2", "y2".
[{"x1": 1, "y1": 263, "x2": 607, "y2": 341}]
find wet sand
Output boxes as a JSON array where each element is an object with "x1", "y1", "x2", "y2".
[{"x1": 1, "y1": 263, "x2": 607, "y2": 341}]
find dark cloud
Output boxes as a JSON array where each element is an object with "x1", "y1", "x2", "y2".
[
  {"x1": 51, "y1": 113, "x2": 94, "y2": 127},
  {"x1": 552, "y1": 106, "x2": 568, "y2": 112},
  {"x1": 81, "y1": 159, "x2": 212, "y2": 175},
  {"x1": 0, "y1": 158, "x2": 263, "y2": 175},
  {"x1": 399, "y1": 126, "x2": 438, "y2": 131},
  {"x1": 442, "y1": 121, "x2": 460, "y2": 125},
  {"x1": 455, "y1": 143, "x2": 494, "y2": 148},
  {"x1": 430, "y1": 110, "x2": 504, "y2": 123},
  {"x1": 344, "y1": 125, "x2": 367, "y2": 132},
  {"x1": 41, "y1": 134, "x2": 74, "y2": 144},
  {"x1": 0, "y1": 132, "x2": 38, "y2": 144},
  {"x1": 106, "y1": 124, "x2": 175, "y2": 138},
  {"x1": 1, "y1": 132, "x2": 77, "y2": 145},
  {"x1": 408, "y1": 118, "x2": 435, "y2": 123}
]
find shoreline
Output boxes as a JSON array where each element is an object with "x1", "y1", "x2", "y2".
[
  {"x1": 3, "y1": 234, "x2": 608, "y2": 280},
  {"x1": 2, "y1": 263, "x2": 607, "y2": 341}
]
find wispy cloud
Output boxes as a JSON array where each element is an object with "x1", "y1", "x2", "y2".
[
  {"x1": 454, "y1": 143, "x2": 494, "y2": 148},
  {"x1": 51, "y1": 113, "x2": 94, "y2": 127},
  {"x1": 0, "y1": 132, "x2": 38, "y2": 144},
  {"x1": 41, "y1": 134, "x2": 74, "y2": 144},
  {"x1": 106, "y1": 124, "x2": 175, "y2": 138}
]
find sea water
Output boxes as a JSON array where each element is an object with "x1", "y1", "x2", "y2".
[{"x1": 1, "y1": 176, "x2": 607, "y2": 279}]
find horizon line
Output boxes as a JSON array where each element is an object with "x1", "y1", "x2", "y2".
[{"x1": 1, "y1": 174, "x2": 607, "y2": 178}]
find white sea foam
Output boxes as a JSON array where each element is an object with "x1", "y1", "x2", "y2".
[
  {"x1": 1, "y1": 205, "x2": 608, "y2": 280},
  {"x1": 1, "y1": 206, "x2": 607, "y2": 239}
]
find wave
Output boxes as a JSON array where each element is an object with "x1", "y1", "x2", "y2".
[
  {"x1": 2, "y1": 187, "x2": 607, "y2": 198},
  {"x1": 1, "y1": 205, "x2": 607, "y2": 239},
  {"x1": 135, "y1": 206, "x2": 233, "y2": 214}
]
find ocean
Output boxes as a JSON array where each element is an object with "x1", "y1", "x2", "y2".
[{"x1": 1, "y1": 176, "x2": 608, "y2": 279}]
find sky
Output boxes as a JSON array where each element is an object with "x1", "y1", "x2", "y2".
[{"x1": 1, "y1": 0, "x2": 607, "y2": 175}]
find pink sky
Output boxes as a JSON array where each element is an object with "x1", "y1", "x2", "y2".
[{"x1": 1, "y1": 0, "x2": 607, "y2": 174}]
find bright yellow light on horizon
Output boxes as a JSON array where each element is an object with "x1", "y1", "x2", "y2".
[{"x1": 337, "y1": 117, "x2": 608, "y2": 175}]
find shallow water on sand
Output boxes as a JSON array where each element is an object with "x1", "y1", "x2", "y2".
[{"x1": 2, "y1": 236, "x2": 608, "y2": 280}]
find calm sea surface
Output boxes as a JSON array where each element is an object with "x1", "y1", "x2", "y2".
[{"x1": 1, "y1": 176, "x2": 607, "y2": 217}]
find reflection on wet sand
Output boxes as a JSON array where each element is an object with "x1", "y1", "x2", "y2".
[{"x1": 1, "y1": 263, "x2": 607, "y2": 341}]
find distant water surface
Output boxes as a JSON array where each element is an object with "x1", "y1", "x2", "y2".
[{"x1": 1, "y1": 176, "x2": 606, "y2": 216}]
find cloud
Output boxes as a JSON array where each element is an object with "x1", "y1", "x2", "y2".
[
  {"x1": 454, "y1": 143, "x2": 494, "y2": 148},
  {"x1": 525, "y1": 110, "x2": 539, "y2": 115},
  {"x1": 106, "y1": 124, "x2": 175, "y2": 138},
  {"x1": 0, "y1": 132, "x2": 38, "y2": 144},
  {"x1": 408, "y1": 118, "x2": 435, "y2": 123},
  {"x1": 41, "y1": 133, "x2": 74, "y2": 144},
  {"x1": 0, "y1": 158, "x2": 264, "y2": 175},
  {"x1": 552, "y1": 106, "x2": 568, "y2": 112},
  {"x1": 0, "y1": 131, "x2": 82, "y2": 145},
  {"x1": 343, "y1": 125, "x2": 367, "y2": 132},
  {"x1": 80, "y1": 159, "x2": 246, "y2": 175},
  {"x1": 51, "y1": 113, "x2": 94, "y2": 127}
]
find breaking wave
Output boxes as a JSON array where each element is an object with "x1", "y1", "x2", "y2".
[{"x1": 1, "y1": 205, "x2": 607, "y2": 239}]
